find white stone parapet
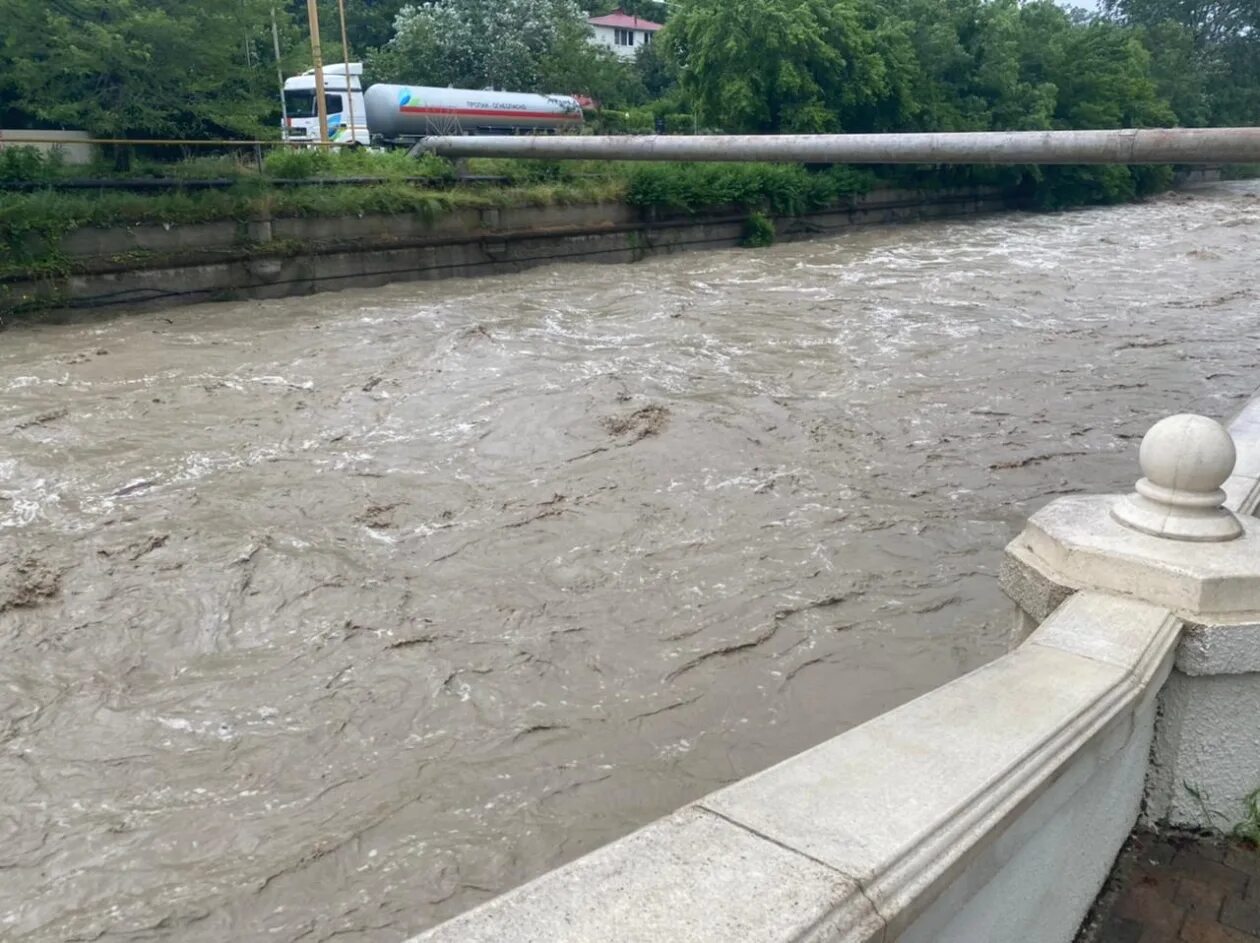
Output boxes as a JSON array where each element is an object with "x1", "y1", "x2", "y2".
[
  {"x1": 414, "y1": 594, "x2": 1179, "y2": 943},
  {"x1": 1004, "y1": 399, "x2": 1260, "y2": 831}
]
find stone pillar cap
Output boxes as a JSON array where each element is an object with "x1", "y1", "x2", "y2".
[{"x1": 1111, "y1": 413, "x2": 1243, "y2": 542}]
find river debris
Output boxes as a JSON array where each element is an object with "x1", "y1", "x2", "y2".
[
  {"x1": 0, "y1": 557, "x2": 62, "y2": 612},
  {"x1": 112, "y1": 479, "x2": 157, "y2": 497},
  {"x1": 602, "y1": 404, "x2": 670, "y2": 442},
  {"x1": 505, "y1": 493, "x2": 568, "y2": 529},
  {"x1": 356, "y1": 502, "x2": 404, "y2": 530},
  {"x1": 13, "y1": 407, "x2": 69, "y2": 431}
]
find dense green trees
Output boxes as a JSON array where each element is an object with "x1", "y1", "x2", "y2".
[
  {"x1": 1, "y1": 0, "x2": 284, "y2": 138},
  {"x1": 0, "y1": 0, "x2": 1255, "y2": 146},
  {"x1": 666, "y1": 0, "x2": 1183, "y2": 135},
  {"x1": 581, "y1": 0, "x2": 668, "y2": 20},
  {"x1": 367, "y1": 0, "x2": 639, "y2": 102},
  {"x1": 666, "y1": 0, "x2": 902, "y2": 133},
  {"x1": 369, "y1": 0, "x2": 587, "y2": 88},
  {"x1": 1102, "y1": 0, "x2": 1260, "y2": 126}
]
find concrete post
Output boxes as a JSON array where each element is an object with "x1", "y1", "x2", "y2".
[
  {"x1": 1111, "y1": 414, "x2": 1242, "y2": 542},
  {"x1": 1002, "y1": 413, "x2": 1260, "y2": 832}
]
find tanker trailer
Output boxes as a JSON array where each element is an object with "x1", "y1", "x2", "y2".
[
  {"x1": 362, "y1": 85, "x2": 583, "y2": 145},
  {"x1": 281, "y1": 65, "x2": 584, "y2": 147}
]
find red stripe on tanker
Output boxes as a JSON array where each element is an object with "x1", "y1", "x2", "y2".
[{"x1": 400, "y1": 106, "x2": 582, "y2": 121}]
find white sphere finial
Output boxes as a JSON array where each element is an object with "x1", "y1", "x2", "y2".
[{"x1": 1112, "y1": 414, "x2": 1243, "y2": 542}]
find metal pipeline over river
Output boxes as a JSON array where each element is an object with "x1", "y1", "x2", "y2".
[
  {"x1": 420, "y1": 126, "x2": 1260, "y2": 164},
  {"x1": 1, "y1": 182, "x2": 1259, "y2": 941}
]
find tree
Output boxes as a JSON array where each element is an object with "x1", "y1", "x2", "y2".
[
  {"x1": 2, "y1": 0, "x2": 284, "y2": 139},
  {"x1": 580, "y1": 0, "x2": 668, "y2": 21},
  {"x1": 665, "y1": 0, "x2": 908, "y2": 133},
  {"x1": 1101, "y1": 0, "x2": 1258, "y2": 46},
  {"x1": 539, "y1": 21, "x2": 647, "y2": 105},
  {"x1": 1100, "y1": 0, "x2": 1260, "y2": 125},
  {"x1": 1138, "y1": 20, "x2": 1213, "y2": 126},
  {"x1": 369, "y1": 0, "x2": 600, "y2": 90},
  {"x1": 332, "y1": 0, "x2": 414, "y2": 52},
  {"x1": 634, "y1": 38, "x2": 677, "y2": 101},
  {"x1": 878, "y1": 0, "x2": 1051, "y2": 132}
]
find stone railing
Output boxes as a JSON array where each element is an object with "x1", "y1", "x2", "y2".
[{"x1": 411, "y1": 395, "x2": 1260, "y2": 943}]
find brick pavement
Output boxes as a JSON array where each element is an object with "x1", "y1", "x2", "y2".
[{"x1": 1077, "y1": 830, "x2": 1260, "y2": 943}]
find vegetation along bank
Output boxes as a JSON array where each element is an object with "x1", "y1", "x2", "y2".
[{"x1": 2, "y1": 0, "x2": 1256, "y2": 314}]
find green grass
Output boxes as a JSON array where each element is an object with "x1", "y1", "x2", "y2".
[
  {"x1": 1222, "y1": 163, "x2": 1260, "y2": 181},
  {"x1": 741, "y1": 210, "x2": 776, "y2": 247},
  {"x1": 625, "y1": 162, "x2": 874, "y2": 214},
  {"x1": 2, "y1": 146, "x2": 1190, "y2": 288},
  {"x1": 0, "y1": 144, "x2": 461, "y2": 183},
  {"x1": 260, "y1": 147, "x2": 455, "y2": 180},
  {"x1": 0, "y1": 174, "x2": 629, "y2": 279},
  {"x1": 1235, "y1": 787, "x2": 1260, "y2": 845},
  {"x1": 0, "y1": 159, "x2": 879, "y2": 277}
]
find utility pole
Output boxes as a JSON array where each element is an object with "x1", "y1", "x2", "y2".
[
  {"x1": 271, "y1": 7, "x2": 289, "y2": 133},
  {"x1": 305, "y1": 0, "x2": 330, "y2": 146},
  {"x1": 336, "y1": 0, "x2": 357, "y2": 146}
]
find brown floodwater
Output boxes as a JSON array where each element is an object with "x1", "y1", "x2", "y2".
[{"x1": 1, "y1": 182, "x2": 1258, "y2": 942}]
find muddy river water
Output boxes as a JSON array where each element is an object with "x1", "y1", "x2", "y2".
[{"x1": 2, "y1": 182, "x2": 1258, "y2": 941}]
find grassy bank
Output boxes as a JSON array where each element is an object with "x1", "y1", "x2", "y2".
[
  {"x1": 0, "y1": 149, "x2": 881, "y2": 279},
  {"x1": 0, "y1": 179, "x2": 626, "y2": 273},
  {"x1": 0, "y1": 144, "x2": 1213, "y2": 289}
]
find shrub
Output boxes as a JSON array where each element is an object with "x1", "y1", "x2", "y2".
[
  {"x1": 1029, "y1": 165, "x2": 1160, "y2": 210},
  {"x1": 625, "y1": 162, "x2": 872, "y2": 214},
  {"x1": 262, "y1": 147, "x2": 454, "y2": 181},
  {"x1": 263, "y1": 147, "x2": 336, "y2": 179},
  {"x1": 742, "y1": 211, "x2": 775, "y2": 247},
  {"x1": 663, "y1": 113, "x2": 696, "y2": 135},
  {"x1": 0, "y1": 146, "x2": 64, "y2": 183}
]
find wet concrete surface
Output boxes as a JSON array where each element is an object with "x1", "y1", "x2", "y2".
[{"x1": 1, "y1": 182, "x2": 1258, "y2": 941}]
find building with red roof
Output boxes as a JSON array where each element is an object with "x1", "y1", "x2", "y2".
[{"x1": 587, "y1": 8, "x2": 664, "y2": 59}]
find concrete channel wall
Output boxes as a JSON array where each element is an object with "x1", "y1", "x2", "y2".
[
  {"x1": 410, "y1": 397, "x2": 1260, "y2": 942},
  {"x1": 4, "y1": 170, "x2": 1226, "y2": 320},
  {"x1": 4, "y1": 185, "x2": 1018, "y2": 318}
]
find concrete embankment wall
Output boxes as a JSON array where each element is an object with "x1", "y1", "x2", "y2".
[
  {"x1": 409, "y1": 396, "x2": 1260, "y2": 942},
  {"x1": 3, "y1": 185, "x2": 1018, "y2": 319}
]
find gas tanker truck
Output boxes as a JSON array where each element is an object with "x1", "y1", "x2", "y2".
[{"x1": 281, "y1": 64, "x2": 584, "y2": 146}]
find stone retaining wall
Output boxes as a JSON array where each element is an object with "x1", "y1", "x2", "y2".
[{"x1": 3, "y1": 186, "x2": 1017, "y2": 319}]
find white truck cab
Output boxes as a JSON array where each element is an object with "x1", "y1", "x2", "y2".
[{"x1": 282, "y1": 63, "x2": 369, "y2": 146}]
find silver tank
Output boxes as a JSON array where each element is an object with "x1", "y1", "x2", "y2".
[{"x1": 363, "y1": 84, "x2": 583, "y2": 139}]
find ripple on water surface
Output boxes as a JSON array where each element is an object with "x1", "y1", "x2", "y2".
[{"x1": 1, "y1": 182, "x2": 1258, "y2": 941}]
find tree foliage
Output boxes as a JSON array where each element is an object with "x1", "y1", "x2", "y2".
[
  {"x1": 1, "y1": 0, "x2": 284, "y2": 139},
  {"x1": 306, "y1": 0, "x2": 414, "y2": 53},
  {"x1": 580, "y1": 0, "x2": 668, "y2": 20},
  {"x1": 1101, "y1": 0, "x2": 1258, "y2": 46},
  {"x1": 1101, "y1": 0, "x2": 1260, "y2": 125},
  {"x1": 369, "y1": 0, "x2": 626, "y2": 95},
  {"x1": 0, "y1": 0, "x2": 1255, "y2": 161},
  {"x1": 666, "y1": 0, "x2": 1182, "y2": 134},
  {"x1": 665, "y1": 0, "x2": 909, "y2": 133}
]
